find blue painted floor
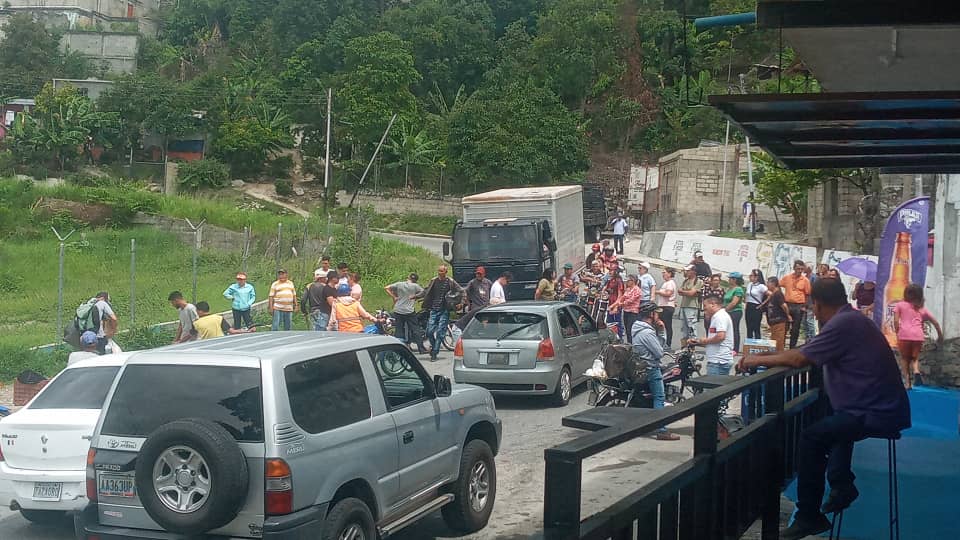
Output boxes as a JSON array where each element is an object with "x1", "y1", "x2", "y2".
[{"x1": 785, "y1": 386, "x2": 960, "y2": 539}]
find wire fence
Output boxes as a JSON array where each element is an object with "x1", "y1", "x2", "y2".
[{"x1": 37, "y1": 210, "x2": 368, "y2": 350}]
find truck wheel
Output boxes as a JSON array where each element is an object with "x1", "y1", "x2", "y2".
[
  {"x1": 135, "y1": 418, "x2": 249, "y2": 535},
  {"x1": 442, "y1": 439, "x2": 496, "y2": 533},
  {"x1": 321, "y1": 498, "x2": 375, "y2": 540},
  {"x1": 551, "y1": 367, "x2": 572, "y2": 407}
]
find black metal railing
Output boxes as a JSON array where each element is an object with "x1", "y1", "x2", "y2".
[{"x1": 543, "y1": 367, "x2": 826, "y2": 540}]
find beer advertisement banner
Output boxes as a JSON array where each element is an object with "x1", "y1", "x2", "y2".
[{"x1": 874, "y1": 197, "x2": 930, "y2": 347}]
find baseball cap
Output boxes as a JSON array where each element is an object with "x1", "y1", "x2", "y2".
[
  {"x1": 236, "y1": 272, "x2": 247, "y2": 279},
  {"x1": 563, "y1": 263, "x2": 574, "y2": 270},
  {"x1": 591, "y1": 243, "x2": 601, "y2": 251},
  {"x1": 693, "y1": 250, "x2": 703, "y2": 258},
  {"x1": 314, "y1": 269, "x2": 325, "y2": 278},
  {"x1": 80, "y1": 331, "x2": 98, "y2": 346},
  {"x1": 729, "y1": 271, "x2": 743, "y2": 279},
  {"x1": 337, "y1": 283, "x2": 351, "y2": 296},
  {"x1": 638, "y1": 261, "x2": 651, "y2": 270},
  {"x1": 277, "y1": 268, "x2": 288, "y2": 275},
  {"x1": 684, "y1": 264, "x2": 696, "y2": 271}
]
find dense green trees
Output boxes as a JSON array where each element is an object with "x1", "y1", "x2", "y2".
[{"x1": 1, "y1": 0, "x2": 785, "y2": 191}]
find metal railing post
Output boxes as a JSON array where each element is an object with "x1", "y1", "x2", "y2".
[
  {"x1": 692, "y1": 402, "x2": 720, "y2": 540},
  {"x1": 543, "y1": 451, "x2": 582, "y2": 540},
  {"x1": 185, "y1": 219, "x2": 206, "y2": 304},
  {"x1": 762, "y1": 373, "x2": 787, "y2": 539}
]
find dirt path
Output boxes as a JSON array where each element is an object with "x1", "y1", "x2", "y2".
[{"x1": 240, "y1": 183, "x2": 312, "y2": 218}]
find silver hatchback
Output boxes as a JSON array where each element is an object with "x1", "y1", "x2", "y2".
[{"x1": 453, "y1": 301, "x2": 617, "y2": 406}]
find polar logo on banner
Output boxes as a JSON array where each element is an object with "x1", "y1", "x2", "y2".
[{"x1": 897, "y1": 208, "x2": 923, "y2": 229}]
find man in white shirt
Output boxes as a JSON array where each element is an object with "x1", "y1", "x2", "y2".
[
  {"x1": 489, "y1": 272, "x2": 512, "y2": 305},
  {"x1": 93, "y1": 291, "x2": 117, "y2": 354},
  {"x1": 637, "y1": 262, "x2": 657, "y2": 301},
  {"x1": 689, "y1": 295, "x2": 734, "y2": 375},
  {"x1": 610, "y1": 212, "x2": 628, "y2": 254}
]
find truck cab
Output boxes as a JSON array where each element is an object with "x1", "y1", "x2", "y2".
[
  {"x1": 443, "y1": 186, "x2": 585, "y2": 301},
  {"x1": 446, "y1": 218, "x2": 556, "y2": 299}
]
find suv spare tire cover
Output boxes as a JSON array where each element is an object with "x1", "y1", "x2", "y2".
[{"x1": 135, "y1": 418, "x2": 250, "y2": 534}]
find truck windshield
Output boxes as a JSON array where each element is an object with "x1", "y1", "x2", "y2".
[{"x1": 453, "y1": 225, "x2": 539, "y2": 262}]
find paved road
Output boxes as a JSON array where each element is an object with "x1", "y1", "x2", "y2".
[
  {"x1": 0, "y1": 315, "x2": 696, "y2": 540},
  {"x1": 374, "y1": 231, "x2": 447, "y2": 258}
]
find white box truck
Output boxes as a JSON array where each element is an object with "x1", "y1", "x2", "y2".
[{"x1": 443, "y1": 186, "x2": 585, "y2": 300}]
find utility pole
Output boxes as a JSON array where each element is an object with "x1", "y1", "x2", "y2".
[
  {"x1": 130, "y1": 238, "x2": 136, "y2": 327},
  {"x1": 185, "y1": 219, "x2": 206, "y2": 304},
  {"x1": 746, "y1": 136, "x2": 756, "y2": 239},
  {"x1": 348, "y1": 114, "x2": 398, "y2": 208},
  {"x1": 51, "y1": 227, "x2": 76, "y2": 344},
  {"x1": 718, "y1": 120, "x2": 731, "y2": 231},
  {"x1": 323, "y1": 88, "x2": 333, "y2": 215}
]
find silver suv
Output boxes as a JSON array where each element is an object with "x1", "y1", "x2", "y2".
[{"x1": 76, "y1": 332, "x2": 501, "y2": 539}]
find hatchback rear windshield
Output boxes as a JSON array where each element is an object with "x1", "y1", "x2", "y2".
[
  {"x1": 29, "y1": 366, "x2": 120, "y2": 410},
  {"x1": 463, "y1": 312, "x2": 547, "y2": 340},
  {"x1": 101, "y1": 365, "x2": 264, "y2": 442}
]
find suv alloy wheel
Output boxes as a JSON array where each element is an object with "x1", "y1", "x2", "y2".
[
  {"x1": 322, "y1": 497, "x2": 376, "y2": 540},
  {"x1": 442, "y1": 439, "x2": 496, "y2": 532}
]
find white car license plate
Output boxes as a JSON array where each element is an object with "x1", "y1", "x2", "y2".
[
  {"x1": 32, "y1": 482, "x2": 62, "y2": 501},
  {"x1": 98, "y1": 474, "x2": 135, "y2": 498},
  {"x1": 487, "y1": 352, "x2": 509, "y2": 365}
]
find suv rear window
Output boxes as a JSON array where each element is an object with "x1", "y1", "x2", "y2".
[
  {"x1": 463, "y1": 312, "x2": 547, "y2": 340},
  {"x1": 101, "y1": 365, "x2": 264, "y2": 442},
  {"x1": 284, "y1": 352, "x2": 371, "y2": 434},
  {"x1": 30, "y1": 366, "x2": 120, "y2": 410}
]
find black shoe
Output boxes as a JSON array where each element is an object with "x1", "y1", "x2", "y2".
[
  {"x1": 914, "y1": 373, "x2": 924, "y2": 386},
  {"x1": 781, "y1": 513, "x2": 832, "y2": 540},
  {"x1": 430, "y1": 354, "x2": 438, "y2": 361},
  {"x1": 822, "y1": 483, "x2": 859, "y2": 514}
]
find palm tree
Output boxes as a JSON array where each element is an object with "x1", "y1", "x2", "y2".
[{"x1": 386, "y1": 121, "x2": 440, "y2": 189}]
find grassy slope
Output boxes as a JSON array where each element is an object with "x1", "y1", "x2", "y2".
[{"x1": 0, "y1": 179, "x2": 442, "y2": 373}]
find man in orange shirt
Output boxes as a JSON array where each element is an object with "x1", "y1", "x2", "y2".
[
  {"x1": 328, "y1": 283, "x2": 377, "y2": 332},
  {"x1": 780, "y1": 259, "x2": 812, "y2": 349}
]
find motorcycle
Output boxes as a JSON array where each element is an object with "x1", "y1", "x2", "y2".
[
  {"x1": 587, "y1": 343, "x2": 702, "y2": 409},
  {"x1": 363, "y1": 309, "x2": 397, "y2": 336}
]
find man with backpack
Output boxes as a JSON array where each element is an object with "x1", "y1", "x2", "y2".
[
  {"x1": 72, "y1": 291, "x2": 117, "y2": 354},
  {"x1": 414, "y1": 265, "x2": 464, "y2": 361}
]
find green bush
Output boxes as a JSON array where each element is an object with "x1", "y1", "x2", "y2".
[
  {"x1": 274, "y1": 178, "x2": 293, "y2": 196},
  {"x1": 0, "y1": 345, "x2": 69, "y2": 380},
  {"x1": 0, "y1": 150, "x2": 15, "y2": 177},
  {"x1": 177, "y1": 159, "x2": 231, "y2": 191},
  {"x1": 266, "y1": 155, "x2": 294, "y2": 179}
]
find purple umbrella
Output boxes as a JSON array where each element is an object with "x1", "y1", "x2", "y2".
[{"x1": 836, "y1": 257, "x2": 878, "y2": 282}]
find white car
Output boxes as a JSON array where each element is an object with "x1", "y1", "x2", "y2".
[{"x1": 0, "y1": 354, "x2": 127, "y2": 524}]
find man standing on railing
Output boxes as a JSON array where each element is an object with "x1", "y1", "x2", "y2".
[{"x1": 737, "y1": 278, "x2": 911, "y2": 540}]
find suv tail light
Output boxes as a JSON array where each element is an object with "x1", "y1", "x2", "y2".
[
  {"x1": 86, "y1": 448, "x2": 97, "y2": 504},
  {"x1": 265, "y1": 458, "x2": 293, "y2": 515},
  {"x1": 454, "y1": 337, "x2": 463, "y2": 358},
  {"x1": 0, "y1": 441, "x2": 4, "y2": 462},
  {"x1": 536, "y1": 338, "x2": 555, "y2": 361}
]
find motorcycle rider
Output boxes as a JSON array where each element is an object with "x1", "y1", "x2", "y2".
[{"x1": 631, "y1": 301, "x2": 681, "y2": 441}]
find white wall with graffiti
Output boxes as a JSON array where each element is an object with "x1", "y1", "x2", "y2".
[{"x1": 658, "y1": 232, "x2": 817, "y2": 280}]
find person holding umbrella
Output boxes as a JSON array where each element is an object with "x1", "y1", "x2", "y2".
[{"x1": 836, "y1": 257, "x2": 878, "y2": 317}]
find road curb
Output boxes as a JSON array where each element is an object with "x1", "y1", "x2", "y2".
[{"x1": 372, "y1": 229, "x2": 449, "y2": 239}]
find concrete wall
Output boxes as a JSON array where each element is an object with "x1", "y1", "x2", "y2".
[
  {"x1": 61, "y1": 31, "x2": 138, "y2": 73},
  {"x1": 335, "y1": 190, "x2": 462, "y2": 217},
  {"x1": 644, "y1": 145, "x2": 779, "y2": 233},
  {"x1": 131, "y1": 213, "x2": 246, "y2": 252},
  {"x1": 922, "y1": 174, "x2": 960, "y2": 388}
]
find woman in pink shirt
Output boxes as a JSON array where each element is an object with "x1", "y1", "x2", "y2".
[
  {"x1": 893, "y1": 284, "x2": 944, "y2": 388},
  {"x1": 608, "y1": 274, "x2": 639, "y2": 343}
]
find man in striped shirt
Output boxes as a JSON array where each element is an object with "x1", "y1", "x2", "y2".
[{"x1": 269, "y1": 269, "x2": 299, "y2": 331}]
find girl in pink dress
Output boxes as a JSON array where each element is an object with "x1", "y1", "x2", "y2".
[{"x1": 893, "y1": 284, "x2": 944, "y2": 388}]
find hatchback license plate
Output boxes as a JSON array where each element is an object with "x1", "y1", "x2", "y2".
[
  {"x1": 98, "y1": 474, "x2": 135, "y2": 498},
  {"x1": 32, "y1": 482, "x2": 62, "y2": 501},
  {"x1": 487, "y1": 352, "x2": 509, "y2": 365}
]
